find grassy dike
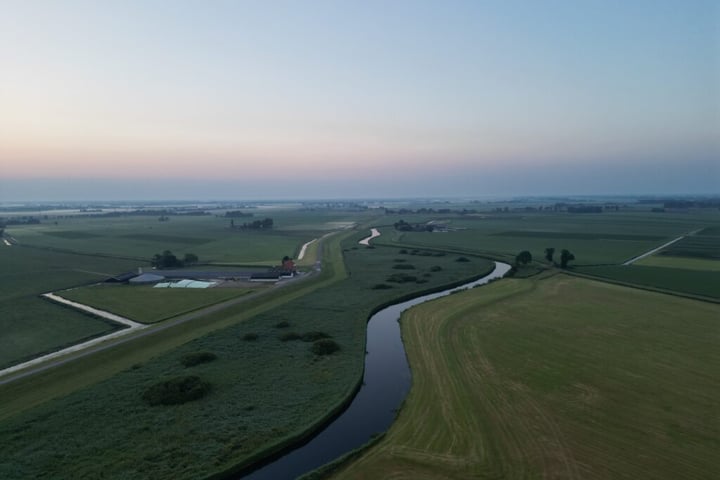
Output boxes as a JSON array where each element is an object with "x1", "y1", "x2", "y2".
[
  {"x1": 0, "y1": 230, "x2": 351, "y2": 421},
  {"x1": 0, "y1": 229, "x2": 494, "y2": 479},
  {"x1": 327, "y1": 274, "x2": 720, "y2": 480}
]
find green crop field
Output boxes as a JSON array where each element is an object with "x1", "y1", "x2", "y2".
[
  {"x1": 658, "y1": 234, "x2": 720, "y2": 260},
  {"x1": 61, "y1": 285, "x2": 258, "y2": 323},
  {"x1": 5, "y1": 209, "x2": 371, "y2": 264},
  {"x1": 575, "y1": 265, "x2": 720, "y2": 299},
  {"x1": 636, "y1": 255, "x2": 720, "y2": 271},
  {"x1": 0, "y1": 245, "x2": 146, "y2": 369},
  {"x1": 0, "y1": 232, "x2": 494, "y2": 479},
  {"x1": 330, "y1": 275, "x2": 720, "y2": 480},
  {"x1": 375, "y1": 210, "x2": 717, "y2": 266}
]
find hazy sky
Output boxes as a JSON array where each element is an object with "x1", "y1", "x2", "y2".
[{"x1": 1, "y1": 0, "x2": 718, "y2": 201}]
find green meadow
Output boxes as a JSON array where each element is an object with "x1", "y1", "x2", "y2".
[
  {"x1": 0, "y1": 245, "x2": 144, "y2": 369},
  {"x1": 330, "y1": 275, "x2": 720, "y2": 480},
  {"x1": 2, "y1": 204, "x2": 720, "y2": 480},
  {"x1": 574, "y1": 264, "x2": 720, "y2": 300},
  {"x1": 62, "y1": 285, "x2": 259, "y2": 323},
  {"x1": 0, "y1": 231, "x2": 493, "y2": 479},
  {"x1": 6, "y1": 209, "x2": 368, "y2": 264},
  {"x1": 376, "y1": 210, "x2": 714, "y2": 265}
]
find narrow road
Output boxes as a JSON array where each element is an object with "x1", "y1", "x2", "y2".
[
  {"x1": 359, "y1": 228, "x2": 380, "y2": 246},
  {"x1": 622, "y1": 230, "x2": 698, "y2": 265},
  {"x1": 297, "y1": 238, "x2": 317, "y2": 260},
  {"x1": 0, "y1": 295, "x2": 148, "y2": 378}
]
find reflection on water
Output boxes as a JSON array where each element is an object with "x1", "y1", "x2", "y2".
[{"x1": 241, "y1": 262, "x2": 511, "y2": 479}]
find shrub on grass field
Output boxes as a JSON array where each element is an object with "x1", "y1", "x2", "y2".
[
  {"x1": 142, "y1": 375, "x2": 211, "y2": 406},
  {"x1": 399, "y1": 249, "x2": 408, "y2": 254},
  {"x1": 392, "y1": 264, "x2": 415, "y2": 270},
  {"x1": 301, "y1": 331, "x2": 331, "y2": 342},
  {"x1": 372, "y1": 283, "x2": 393, "y2": 290},
  {"x1": 279, "y1": 332, "x2": 302, "y2": 342},
  {"x1": 430, "y1": 265, "x2": 443, "y2": 272},
  {"x1": 456, "y1": 256, "x2": 470, "y2": 262},
  {"x1": 180, "y1": 351, "x2": 217, "y2": 367},
  {"x1": 274, "y1": 321, "x2": 290, "y2": 328},
  {"x1": 242, "y1": 333, "x2": 258, "y2": 341},
  {"x1": 386, "y1": 273, "x2": 417, "y2": 283},
  {"x1": 311, "y1": 339, "x2": 341, "y2": 355}
]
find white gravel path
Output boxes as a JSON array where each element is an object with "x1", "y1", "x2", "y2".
[
  {"x1": 359, "y1": 228, "x2": 381, "y2": 246},
  {"x1": 0, "y1": 293, "x2": 148, "y2": 378},
  {"x1": 297, "y1": 238, "x2": 317, "y2": 260},
  {"x1": 622, "y1": 230, "x2": 699, "y2": 265}
]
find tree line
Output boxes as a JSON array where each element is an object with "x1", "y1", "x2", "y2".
[
  {"x1": 515, "y1": 247, "x2": 575, "y2": 268},
  {"x1": 229, "y1": 217, "x2": 274, "y2": 230},
  {"x1": 151, "y1": 250, "x2": 199, "y2": 269}
]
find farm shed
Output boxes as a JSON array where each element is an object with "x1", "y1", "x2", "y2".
[
  {"x1": 105, "y1": 272, "x2": 138, "y2": 283},
  {"x1": 153, "y1": 279, "x2": 216, "y2": 289},
  {"x1": 129, "y1": 273, "x2": 165, "y2": 284}
]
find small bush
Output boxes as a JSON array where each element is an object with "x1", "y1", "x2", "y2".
[
  {"x1": 279, "y1": 332, "x2": 301, "y2": 342},
  {"x1": 142, "y1": 375, "x2": 211, "y2": 406},
  {"x1": 386, "y1": 273, "x2": 418, "y2": 283},
  {"x1": 180, "y1": 351, "x2": 217, "y2": 367},
  {"x1": 430, "y1": 265, "x2": 443, "y2": 272},
  {"x1": 372, "y1": 283, "x2": 393, "y2": 290},
  {"x1": 422, "y1": 273, "x2": 432, "y2": 277},
  {"x1": 415, "y1": 279, "x2": 428, "y2": 284},
  {"x1": 399, "y1": 249, "x2": 408, "y2": 254},
  {"x1": 311, "y1": 339, "x2": 341, "y2": 356},
  {"x1": 301, "y1": 331, "x2": 331, "y2": 342},
  {"x1": 242, "y1": 333, "x2": 258, "y2": 341},
  {"x1": 456, "y1": 256, "x2": 470, "y2": 262},
  {"x1": 433, "y1": 252, "x2": 446, "y2": 257},
  {"x1": 394, "y1": 258, "x2": 407, "y2": 263},
  {"x1": 274, "y1": 321, "x2": 290, "y2": 329},
  {"x1": 392, "y1": 264, "x2": 415, "y2": 270}
]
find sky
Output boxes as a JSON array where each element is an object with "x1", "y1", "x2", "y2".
[{"x1": 0, "y1": 0, "x2": 718, "y2": 201}]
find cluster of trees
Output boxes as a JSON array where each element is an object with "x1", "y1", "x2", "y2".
[
  {"x1": 393, "y1": 219, "x2": 435, "y2": 232},
  {"x1": 386, "y1": 207, "x2": 477, "y2": 215},
  {"x1": 151, "y1": 250, "x2": 199, "y2": 269},
  {"x1": 0, "y1": 216, "x2": 40, "y2": 225},
  {"x1": 544, "y1": 247, "x2": 575, "y2": 268},
  {"x1": 229, "y1": 217, "x2": 274, "y2": 230},
  {"x1": 224, "y1": 210, "x2": 254, "y2": 218},
  {"x1": 515, "y1": 247, "x2": 575, "y2": 268}
]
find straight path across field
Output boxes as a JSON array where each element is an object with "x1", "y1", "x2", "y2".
[{"x1": 622, "y1": 230, "x2": 698, "y2": 265}]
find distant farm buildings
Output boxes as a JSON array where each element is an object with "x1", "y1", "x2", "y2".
[{"x1": 105, "y1": 254, "x2": 299, "y2": 287}]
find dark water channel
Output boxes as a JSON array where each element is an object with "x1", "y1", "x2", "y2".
[{"x1": 240, "y1": 262, "x2": 511, "y2": 479}]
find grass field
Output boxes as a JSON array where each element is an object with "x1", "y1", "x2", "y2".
[
  {"x1": 376, "y1": 210, "x2": 718, "y2": 266},
  {"x1": 574, "y1": 265, "x2": 720, "y2": 299},
  {"x1": 0, "y1": 233, "x2": 494, "y2": 479},
  {"x1": 0, "y1": 245, "x2": 146, "y2": 369},
  {"x1": 658, "y1": 233, "x2": 720, "y2": 260},
  {"x1": 636, "y1": 255, "x2": 720, "y2": 271},
  {"x1": 329, "y1": 275, "x2": 720, "y2": 480},
  {"x1": 6, "y1": 209, "x2": 369, "y2": 264},
  {"x1": 61, "y1": 285, "x2": 258, "y2": 323}
]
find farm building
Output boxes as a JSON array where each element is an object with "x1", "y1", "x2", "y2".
[
  {"x1": 153, "y1": 279, "x2": 216, "y2": 289},
  {"x1": 250, "y1": 272, "x2": 282, "y2": 282},
  {"x1": 129, "y1": 273, "x2": 166, "y2": 284},
  {"x1": 105, "y1": 272, "x2": 138, "y2": 283}
]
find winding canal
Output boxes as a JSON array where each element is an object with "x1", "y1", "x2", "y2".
[{"x1": 241, "y1": 261, "x2": 512, "y2": 479}]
